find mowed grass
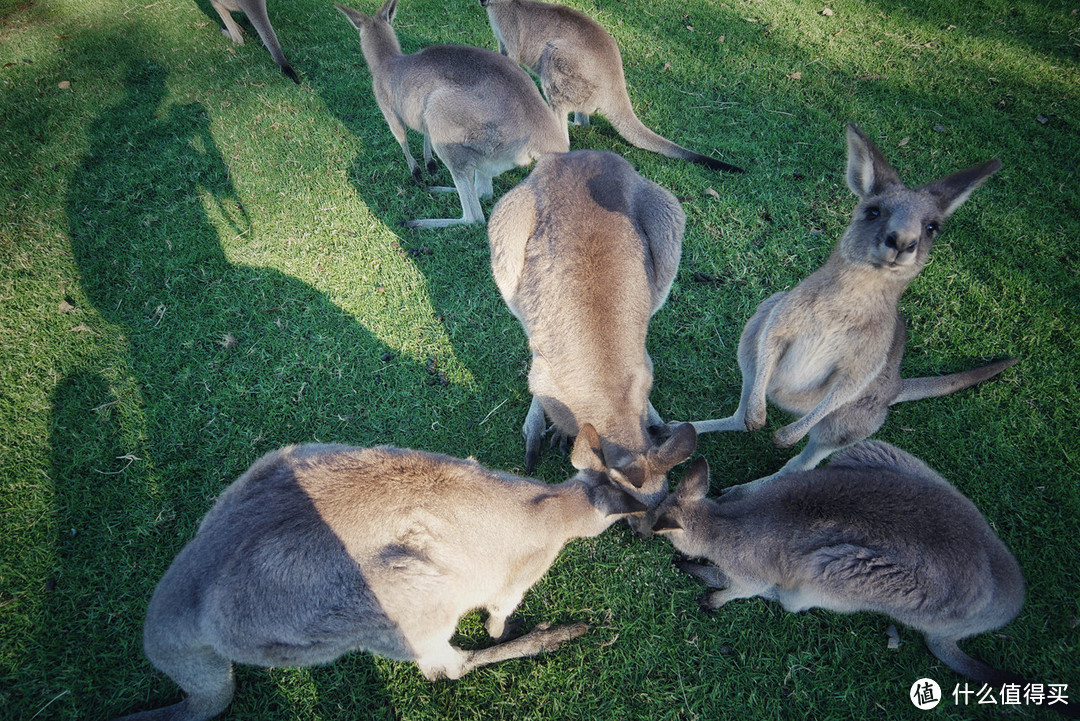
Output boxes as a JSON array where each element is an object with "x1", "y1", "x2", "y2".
[{"x1": 1, "y1": 0, "x2": 1077, "y2": 719}]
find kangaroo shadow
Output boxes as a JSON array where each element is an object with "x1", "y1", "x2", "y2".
[{"x1": 61, "y1": 57, "x2": 416, "y2": 718}]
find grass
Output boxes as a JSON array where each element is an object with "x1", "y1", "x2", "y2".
[{"x1": 1, "y1": 0, "x2": 1077, "y2": 718}]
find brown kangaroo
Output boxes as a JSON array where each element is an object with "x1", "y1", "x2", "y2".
[
  {"x1": 488, "y1": 150, "x2": 697, "y2": 536},
  {"x1": 113, "y1": 431, "x2": 646, "y2": 720},
  {"x1": 479, "y1": 0, "x2": 743, "y2": 172},
  {"x1": 667, "y1": 124, "x2": 1012, "y2": 487}
]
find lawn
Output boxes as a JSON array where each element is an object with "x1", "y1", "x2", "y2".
[{"x1": 1, "y1": 0, "x2": 1077, "y2": 719}]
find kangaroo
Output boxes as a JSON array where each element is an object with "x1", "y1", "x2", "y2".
[
  {"x1": 488, "y1": 150, "x2": 697, "y2": 536},
  {"x1": 113, "y1": 431, "x2": 647, "y2": 721},
  {"x1": 668, "y1": 124, "x2": 1013, "y2": 486},
  {"x1": 652, "y1": 441, "x2": 1026, "y2": 686},
  {"x1": 336, "y1": 0, "x2": 568, "y2": 229},
  {"x1": 209, "y1": 0, "x2": 299, "y2": 83},
  {"x1": 478, "y1": 0, "x2": 743, "y2": 173}
]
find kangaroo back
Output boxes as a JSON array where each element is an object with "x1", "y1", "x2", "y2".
[
  {"x1": 489, "y1": 150, "x2": 694, "y2": 531},
  {"x1": 489, "y1": 150, "x2": 684, "y2": 453}
]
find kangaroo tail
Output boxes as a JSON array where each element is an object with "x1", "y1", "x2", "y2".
[
  {"x1": 118, "y1": 642, "x2": 236, "y2": 721},
  {"x1": 892, "y1": 358, "x2": 1017, "y2": 405},
  {"x1": 112, "y1": 697, "x2": 223, "y2": 721},
  {"x1": 925, "y1": 635, "x2": 1021, "y2": 686},
  {"x1": 925, "y1": 635, "x2": 1079, "y2": 718},
  {"x1": 605, "y1": 93, "x2": 744, "y2": 173},
  {"x1": 244, "y1": 3, "x2": 299, "y2": 84}
]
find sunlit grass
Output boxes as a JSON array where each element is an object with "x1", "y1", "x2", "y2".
[{"x1": 1, "y1": 0, "x2": 1077, "y2": 719}]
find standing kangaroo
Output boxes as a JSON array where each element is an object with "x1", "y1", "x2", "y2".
[
  {"x1": 478, "y1": 0, "x2": 743, "y2": 173},
  {"x1": 653, "y1": 441, "x2": 1026, "y2": 685},
  {"x1": 336, "y1": 0, "x2": 568, "y2": 228},
  {"x1": 209, "y1": 0, "x2": 299, "y2": 83},
  {"x1": 113, "y1": 433, "x2": 646, "y2": 721},
  {"x1": 488, "y1": 150, "x2": 697, "y2": 535},
  {"x1": 672, "y1": 124, "x2": 1013, "y2": 484}
]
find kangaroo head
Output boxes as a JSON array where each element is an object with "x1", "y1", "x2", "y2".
[
  {"x1": 335, "y1": 0, "x2": 402, "y2": 66},
  {"x1": 651, "y1": 457, "x2": 711, "y2": 551},
  {"x1": 570, "y1": 422, "x2": 697, "y2": 538},
  {"x1": 839, "y1": 123, "x2": 1000, "y2": 278}
]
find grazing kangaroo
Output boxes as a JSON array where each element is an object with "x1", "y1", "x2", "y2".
[
  {"x1": 209, "y1": 0, "x2": 299, "y2": 83},
  {"x1": 113, "y1": 433, "x2": 646, "y2": 721},
  {"x1": 488, "y1": 150, "x2": 697, "y2": 535},
  {"x1": 671, "y1": 124, "x2": 1013, "y2": 484},
  {"x1": 653, "y1": 441, "x2": 1026, "y2": 685},
  {"x1": 336, "y1": 0, "x2": 568, "y2": 228},
  {"x1": 478, "y1": 0, "x2": 743, "y2": 173}
]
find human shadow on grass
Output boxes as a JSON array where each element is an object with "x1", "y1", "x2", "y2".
[
  {"x1": 47, "y1": 371, "x2": 398, "y2": 721},
  {"x1": 63, "y1": 57, "x2": 427, "y2": 719}
]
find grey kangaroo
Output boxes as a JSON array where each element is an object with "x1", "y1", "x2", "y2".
[
  {"x1": 478, "y1": 0, "x2": 743, "y2": 173},
  {"x1": 209, "y1": 0, "x2": 299, "y2": 83},
  {"x1": 672, "y1": 124, "x2": 1013, "y2": 484},
  {"x1": 488, "y1": 150, "x2": 697, "y2": 535},
  {"x1": 337, "y1": 0, "x2": 568, "y2": 228},
  {"x1": 113, "y1": 432, "x2": 647, "y2": 721},
  {"x1": 653, "y1": 440, "x2": 1025, "y2": 685}
]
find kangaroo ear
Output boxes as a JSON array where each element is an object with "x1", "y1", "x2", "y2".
[
  {"x1": 675, "y1": 457, "x2": 710, "y2": 501},
  {"x1": 652, "y1": 512, "x2": 682, "y2": 533},
  {"x1": 918, "y1": 159, "x2": 1001, "y2": 218},
  {"x1": 334, "y1": 3, "x2": 370, "y2": 29},
  {"x1": 651, "y1": 422, "x2": 697, "y2": 473},
  {"x1": 845, "y1": 123, "x2": 903, "y2": 198},
  {"x1": 609, "y1": 461, "x2": 646, "y2": 489},
  {"x1": 589, "y1": 484, "x2": 648, "y2": 517},
  {"x1": 570, "y1": 423, "x2": 605, "y2": 472},
  {"x1": 379, "y1": 0, "x2": 398, "y2": 24}
]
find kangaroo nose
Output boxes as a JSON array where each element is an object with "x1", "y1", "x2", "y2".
[{"x1": 885, "y1": 232, "x2": 916, "y2": 254}]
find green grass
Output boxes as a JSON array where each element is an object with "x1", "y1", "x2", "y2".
[{"x1": 1, "y1": 0, "x2": 1077, "y2": 719}]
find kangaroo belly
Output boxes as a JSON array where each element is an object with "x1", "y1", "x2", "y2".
[
  {"x1": 767, "y1": 336, "x2": 841, "y2": 412},
  {"x1": 767, "y1": 325, "x2": 889, "y2": 415}
]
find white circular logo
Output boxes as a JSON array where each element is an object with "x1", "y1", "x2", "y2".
[{"x1": 910, "y1": 678, "x2": 942, "y2": 710}]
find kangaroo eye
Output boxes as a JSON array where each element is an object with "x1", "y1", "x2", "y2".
[
  {"x1": 926, "y1": 223, "x2": 939, "y2": 236},
  {"x1": 866, "y1": 206, "x2": 881, "y2": 219}
]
